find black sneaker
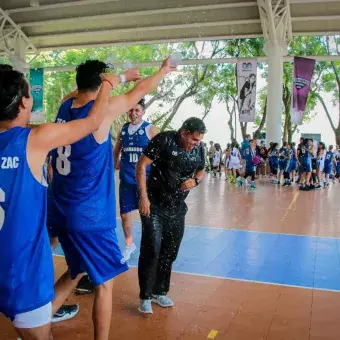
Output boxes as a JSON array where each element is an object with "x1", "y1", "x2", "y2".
[
  {"x1": 75, "y1": 275, "x2": 94, "y2": 295},
  {"x1": 315, "y1": 184, "x2": 322, "y2": 190},
  {"x1": 52, "y1": 304, "x2": 79, "y2": 323}
]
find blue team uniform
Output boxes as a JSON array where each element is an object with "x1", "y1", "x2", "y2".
[
  {"x1": 336, "y1": 153, "x2": 340, "y2": 176},
  {"x1": 0, "y1": 127, "x2": 54, "y2": 319},
  {"x1": 243, "y1": 147, "x2": 255, "y2": 173},
  {"x1": 324, "y1": 151, "x2": 334, "y2": 175},
  {"x1": 119, "y1": 121, "x2": 151, "y2": 215},
  {"x1": 289, "y1": 148, "x2": 297, "y2": 171},
  {"x1": 269, "y1": 148, "x2": 279, "y2": 174},
  {"x1": 279, "y1": 147, "x2": 290, "y2": 172},
  {"x1": 301, "y1": 145, "x2": 312, "y2": 173},
  {"x1": 48, "y1": 98, "x2": 128, "y2": 286}
]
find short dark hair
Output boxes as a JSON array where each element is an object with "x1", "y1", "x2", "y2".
[
  {"x1": 180, "y1": 117, "x2": 206, "y2": 135},
  {"x1": 76, "y1": 60, "x2": 107, "y2": 92},
  {"x1": 138, "y1": 98, "x2": 146, "y2": 110},
  {"x1": 0, "y1": 64, "x2": 13, "y2": 72},
  {"x1": 0, "y1": 70, "x2": 30, "y2": 122}
]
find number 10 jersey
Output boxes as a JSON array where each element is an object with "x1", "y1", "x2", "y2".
[
  {"x1": 48, "y1": 98, "x2": 116, "y2": 232},
  {"x1": 119, "y1": 121, "x2": 151, "y2": 185}
]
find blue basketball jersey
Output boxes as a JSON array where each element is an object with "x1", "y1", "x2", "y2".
[
  {"x1": 325, "y1": 151, "x2": 334, "y2": 165},
  {"x1": 119, "y1": 121, "x2": 151, "y2": 185},
  {"x1": 0, "y1": 127, "x2": 54, "y2": 318},
  {"x1": 49, "y1": 98, "x2": 116, "y2": 232}
]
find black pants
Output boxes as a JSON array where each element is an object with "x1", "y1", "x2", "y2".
[{"x1": 138, "y1": 203, "x2": 187, "y2": 300}]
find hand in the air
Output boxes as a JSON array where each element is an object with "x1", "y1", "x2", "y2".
[
  {"x1": 100, "y1": 73, "x2": 121, "y2": 89},
  {"x1": 160, "y1": 57, "x2": 177, "y2": 74},
  {"x1": 124, "y1": 68, "x2": 143, "y2": 82}
]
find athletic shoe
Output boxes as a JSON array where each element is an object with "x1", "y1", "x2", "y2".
[
  {"x1": 74, "y1": 275, "x2": 94, "y2": 295},
  {"x1": 138, "y1": 299, "x2": 153, "y2": 314},
  {"x1": 310, "y1": 184, "x2": 315, "y2": 190},
  {"x1": 152, "y1": 295, "x2": 174, "y2": 308},
  {"x1": 121, "y1": 243, "x2": 137, "y2": 263},
  {"x1": 52, "y1": 305, "x2": 79, "y2": 323},
  {"x1": 315, "y1": 184, "x2": 322, "y2": 190}
]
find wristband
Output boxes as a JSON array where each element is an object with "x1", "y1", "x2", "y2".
[
  {"x1": 119, "y1": 74, "x2": 126, "y2": 84},
  {"x1": 102, "y1": 79, "x2": 114, "y2": 89}
]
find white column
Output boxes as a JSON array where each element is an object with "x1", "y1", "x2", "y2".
[
  {"x1": 264, "y1": 40, "x2": 287, "y2": 144},
  {"x1": 10, "y1": 38, "x2": 27, "y2": 73}
]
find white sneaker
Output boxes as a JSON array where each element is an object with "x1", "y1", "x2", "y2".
[
  {"x1": 152, "y1": 295, "x2": 174, "y2": 308},
  {"x1": 121, "y1": 243, "x2": 137, "y2": 263},
  {"x1": 138, "y1": 299, "x2": 153, "y2": 314}
]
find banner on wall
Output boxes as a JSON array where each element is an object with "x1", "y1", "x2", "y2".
[
  {"x1": 237, "y1": 59, "x2": 257, "y2": 122},
  {"x1": 30, "y1": 68, "x2": 44, "y2": 122},
  {"x1": 291, "y1": 57, "x2": 316, "y2": 125}
]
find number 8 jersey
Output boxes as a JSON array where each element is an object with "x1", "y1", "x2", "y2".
[
  {"x1": 48, "y1": 98, "x2": 116, "y2": 232},
  {"x1": 119, "y1": 121, "x2": 151, "y2": 185}
]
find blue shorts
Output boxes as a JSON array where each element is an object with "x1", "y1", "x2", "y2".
[
  {"x1": 289, "y1": 159, "x2": 297, "y2": 171},
  {"x1": 119, "y1": 181, "x2": 139, "y2": 215},
  {"x1": 336, "y1": 162, "x2": 340, "y2": 175},
  {"x1": 324, "y1": 163, "x2": 333, "y2": 175},
  {"x1": 58, "y1": 228, "x2": 128, "y2": 286},
  {"x1": 279, "y1": 160, "x2": 289, "y2": 172},
  {"x1": 301, "y1": 159, "x2": 312, "y2": 173}
]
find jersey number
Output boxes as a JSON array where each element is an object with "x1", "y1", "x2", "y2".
[
  {"x1": 56, "y1": 145, "x2": 71, "y2": 176},
  {"x1": 0, "y1": 188, "x2": 5, "y2": 230},
  {"x1": 129, "y1": 153, "x2": 139, "y2": 163}
]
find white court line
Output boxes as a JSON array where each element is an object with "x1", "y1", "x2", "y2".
[
  {"x1": 53, "y1": 255, "x2": 339, "y2": 294},
  {"x1": 120, "y1": 218, "x2": 340, "y2": 241}
]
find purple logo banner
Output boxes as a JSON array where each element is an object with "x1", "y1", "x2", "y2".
[{"x1": 291, "y1": 57, "x2": 316, "y2": 125}]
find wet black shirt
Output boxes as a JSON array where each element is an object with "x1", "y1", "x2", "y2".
[{"x1": 143, "y1": 131, "x2": 205, "y2": 207}]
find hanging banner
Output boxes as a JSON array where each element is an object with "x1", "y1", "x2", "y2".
[
  {"x1": 30, "y1": 68, "x2": 44, "y2": 122},
  {"x1": 291, "y1": 57, "x2": 316, "y2": 125},
  {"x1": 237, "y1": 59, "x2": 257, "y2": 122}
]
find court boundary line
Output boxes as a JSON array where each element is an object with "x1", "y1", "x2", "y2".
[
  {"x1": 52, "y1": 254, "x2": 340, "y2": 293},
  {"x1": 122, "y1": 218, "x2": 340, "y2": 241}
]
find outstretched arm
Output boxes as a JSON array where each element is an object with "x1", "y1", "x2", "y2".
[{"x1": 27, "y1": 74, "x2": 120, "y2": 179}]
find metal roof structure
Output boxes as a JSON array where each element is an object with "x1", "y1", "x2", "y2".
[{"x1": 0, "y1": 0, "x2": 340, "y2": 56}]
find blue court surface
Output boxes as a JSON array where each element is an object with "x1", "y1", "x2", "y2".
[{"x1": 53, "y1": 220, "x2": 340, "y2": 291}]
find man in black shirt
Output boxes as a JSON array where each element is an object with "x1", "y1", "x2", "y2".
[{"x1": 136, "y1": 117, "x2": 206, "y2": 314}]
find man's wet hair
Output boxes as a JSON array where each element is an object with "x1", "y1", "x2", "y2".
[
  {"x1": 0, "y1": 70, "x2": 30, "y2": 122},
  {"x1": 180, "y1": 117, "x2": 207, "y2": 135},
  {"x1": 76, "y1": 60, "x2": 107, "y2": 92}
]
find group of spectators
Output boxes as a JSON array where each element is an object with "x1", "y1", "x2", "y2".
[{"x1": 203, "y1": 134, "x2": 340, "y2": 191}]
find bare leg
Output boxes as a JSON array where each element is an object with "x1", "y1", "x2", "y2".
[
  {"x1": 52, "y1": 270, "x2": 84, "y2": 315},
  {"x1": 15, "y1": 323, "x2": 52, "y2": 340},
  {"x1": 49, "y1": 237, "x2": 59, "y2": 251},
  {"x1": 121, "y1": 212, "x2": 133, "y2": 245},
  {"x1": 93, "y1": 279, "x2": 114, "y2": 340}
]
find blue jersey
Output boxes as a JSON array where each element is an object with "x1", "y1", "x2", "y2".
[
  {"x1": 119, "y1": 121, "x2": 151, "y2": 185},
  {"x1": 0, "y1": 127, "x2": 54, "y2": 318},
  {"x1": 303, "y1": 145, "x2": 313, "y2": 160},
  {"x1": 325, "y1": 151, "x2": 334, "y2": 165},
  {"x1": 269, "y1": 148, "x2": 279, "y2": 158},
  {"x1": 49, "y1": 98, "x2": 115, "y2": 232},
  {"x1": 243, "y1": 147, "x2": 255, "y2": 167}
]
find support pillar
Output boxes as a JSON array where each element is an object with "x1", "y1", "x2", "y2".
[
  {"x1": 265, "y1": 40, "x2": 287, "y2": 144},
  {"x1": 257, "y1": 0, "x2": 292, "y2": 144}
]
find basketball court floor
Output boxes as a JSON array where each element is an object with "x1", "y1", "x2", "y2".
[{"x1": 2, "y1": 175, "x2": 340, "y2": 339}]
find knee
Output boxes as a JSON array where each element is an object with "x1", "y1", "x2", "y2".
[{"x1": 95, "y1": 279, "x2": 113, "y2": 295}]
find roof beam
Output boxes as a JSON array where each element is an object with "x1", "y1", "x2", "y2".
[
  {"x1": 6, "y1": 0, "x2": 120, "y2": 14},
  {"x1": 38, "y1": 55, "x2": 340, "y2": 72},
  {"x1": 16, "y1": 2, "x2": 258, "y2": 27},
  {"x1": 27, "y1": 19, "x2": 261, "y2": 40},
  {"x1": 0, "y1": 7, "x2": 37, "y2": 59}
]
